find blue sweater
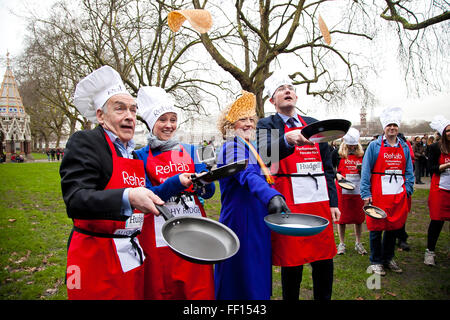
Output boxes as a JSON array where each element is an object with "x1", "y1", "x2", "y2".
[{"x1": 360, "y1": 136, "x2": 414, "y2": 200}]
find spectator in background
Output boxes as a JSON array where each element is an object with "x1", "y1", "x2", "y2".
[
  {"x1": 50, "y1": 148, "x2": 56, "y2": 161},
  {"x1": 425, "y1": 136, "x2": 435, "y2": 177},
  {"x1": 420, "y1": 137, "x2": 428, "y2": 178},
  {"x1": 413, "y1": 136, "x2": 425, "y2": 184}
]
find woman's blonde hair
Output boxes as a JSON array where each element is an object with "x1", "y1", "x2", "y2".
[
  {"x1": 217, "y1": 91, "x2": 258, "y2": 139},
  {"x1": 217, "y1": 103, "x2": 258, "y2": 139},
  {"x1": 338, "y1": 141, "x2": 364, "y2": 158}
]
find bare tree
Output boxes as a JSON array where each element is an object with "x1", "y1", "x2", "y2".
[{"x1": 17, "y1": 0, "x2": 230, "y2": 137}]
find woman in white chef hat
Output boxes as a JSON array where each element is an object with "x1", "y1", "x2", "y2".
[
  {"x1": 331, "y1": 128, "x2": 367, "y2": 255},
  {"x1": 134, "y1": 86, "x2": 216, "y2": 300},
  {"x1": 424, "y1": 115, "x2": 450, "y2": 266}
]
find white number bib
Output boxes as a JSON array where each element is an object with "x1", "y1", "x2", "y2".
[
  {"x1": 342, "y1": 174, "x2": 361, "y2": 195},
  {"x1": 439, "y1": 169, "x2": 450, "y2": 190},
  {"x1": 292, "y1": 161, "x2": 329, "y2": 204},
  {"x1": 381, "y1": 170, "x2": 404, "y2": 195}
]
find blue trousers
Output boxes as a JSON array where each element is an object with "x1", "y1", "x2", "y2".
[{"x1": 369, "y1": 230, "x2": 397, "y2": 264}]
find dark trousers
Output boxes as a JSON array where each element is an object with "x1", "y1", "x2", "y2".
[
  {"x1": 369, "y1": 230, "x2": 397, "y2": 264},
  {"x1": 427, "y1": 220, "x2": 445, "y2": 251},
  {"x1": 281, "y1": 259, "x2": 333, "y2": 300},
  {"x1": 394, "y1": 224, "x2": 408, "y2": 243},
  {"x1": 414, "y1": 161, "x2": 423, "y2": 183}
]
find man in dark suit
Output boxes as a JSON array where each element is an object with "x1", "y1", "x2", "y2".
[{"x1": 257, "y1": 71, "x2": 340, "y2": 300}]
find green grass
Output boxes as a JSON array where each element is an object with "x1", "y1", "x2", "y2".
[
  {"x1": 0, "y1": 162, "x2": 449, "y2": 300},
  {"x1": 30, "y1": 152, "x2": 49, "y2": 160}
]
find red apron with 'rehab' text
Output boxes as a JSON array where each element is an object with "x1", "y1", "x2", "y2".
[
  {"x1": 336, "y1": 154, "x2": 365, "y2": 225},
  {"x1": 428, "y1": 152, "x2": 450, "y2": 221},
  {"x1": 367, "y1": 140, "x2": 408, "y2": 231},
  {"x1": 67, "y1": 132, "x2": 146, "y2": 300},
  {"x1": 271, "y1": 115, "x2": 336, "y2": 267},
  {"x1": 139, "y1": 145, "x2": 215, "y2": 300}
]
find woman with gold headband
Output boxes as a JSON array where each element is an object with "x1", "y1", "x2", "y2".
[{"x1": 214, "y1": 91, "x2": 289, "y2": 300}]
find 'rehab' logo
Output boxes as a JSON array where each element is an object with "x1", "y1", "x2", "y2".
[
  {"x1": 384, "y1": 153, "x2": 403, "y2": 160},
  {"x1": 155, "y1": 161, "x2": 190, "y2": 175},
  {"x1": 122, "y1": 171, "x2": 145, "y2": 187},
  {"x1": 344, "y1": 159, "x2": 361, "y2": 165}
]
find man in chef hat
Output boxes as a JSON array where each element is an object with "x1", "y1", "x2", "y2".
[
  {"x1": 360, "y1": 106, "x2": 414, "y2": 277},
  {"x1": 60, "y1": 66, "x2": 166, "y2": 300},
  {"x1": 257, "y1": 70, "x2": 340, "y2": 301}
]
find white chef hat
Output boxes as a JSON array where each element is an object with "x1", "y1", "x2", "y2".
[
  {"x1": 73, "y1": 66, "x2": 131, "y2": 123},
  {"x1": 379, "y1": 107, "x2": 403, "y2": 129},
  {"x1": 429, "y1": 115, "x2": 450, "y2": 135},
  {"x1": 263, "y1": 70, "x2": 293, "y2": 98},
  {"x1": 137, "y1": 86, "x2": 179, "y2": 132},
  {"x1": 343, "y1": 127, "x2": 360, "y2": 145}
]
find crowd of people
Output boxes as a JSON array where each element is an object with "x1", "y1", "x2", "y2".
[
  {"x1": 59, "y1": 65, "x2": 449, "y2": 301},
  {"x1": 45, "y1": 148, "x2": 64, "y2": 161}
]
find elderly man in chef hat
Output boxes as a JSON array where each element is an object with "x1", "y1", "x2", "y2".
[
  {"x1": 360, "y1": 106, "x2": 414, "y2": 277},
  {"x1": 424, "y1": 115, "x2": 450, "y2": 266},
  {"x1": 60, "y1": 66, "x2": 166, "y2": 300},
  {"x1": 256, "y1": 70, "x2": 340, "y2": 301}
]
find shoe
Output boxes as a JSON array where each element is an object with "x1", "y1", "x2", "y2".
[
  {"x1": 337, "y1": 243, "x2": 346, "y2": 255},
  {"x1": 416, "y1": 181, "x2": 425, "y2": 185},
  {"x1": 355, "y1": 242, "x2": 367, "y2": 255},
  {"x1": 424, "y1": 249, "x2": 436, "y2": 266},
  {"x1": 385, "y1": 260, "x2": 403, "y2": 273},
  {"x1": 367, "y1": 264, "x2": 386, "y2": 276},
  {"x1": 398, "y1": 241, "x2": 410, "y2": 251}
]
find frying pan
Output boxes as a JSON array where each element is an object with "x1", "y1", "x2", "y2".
[
  {"x1": 337, "y1": 178, "x2": 355, "y2": 190},
  {"x1": 156, "y1": 204, "x2": 240, "y2": 264},
  {"x1": 301, "y1": 119, "x2": 351, "y2": 143},
  {"x1": 192, "y1": 159, "x2": 248, "y2": 184},
  {"x1": 363, "y1": 202, "x2": 387, "y2": 219},
  {"x1": 264, "y1": 212, "x2": 329, "y2": 237}
]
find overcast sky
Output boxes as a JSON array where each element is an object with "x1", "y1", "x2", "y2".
[{"x1": 1, "y1": 0, "x2": 449, "y2": 127}]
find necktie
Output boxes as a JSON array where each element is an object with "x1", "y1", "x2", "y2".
[{"x1": 287, "y1": 117, "x2": 297, "y2": 128}]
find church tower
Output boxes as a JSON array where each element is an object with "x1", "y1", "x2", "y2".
[
  {"x1": 0, "y1": 53, "x2": 32, "y2": 159},
  {"x1": 360, "y1": 105, "x2": 367, "y2": 136}
]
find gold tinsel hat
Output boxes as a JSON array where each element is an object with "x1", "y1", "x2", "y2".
[
  {"x1": 168, "y1": 9, "x2": 212, "y2": 34},
  {"x1": 225, "y1": 90, "x2": 257, "y2": 123}
]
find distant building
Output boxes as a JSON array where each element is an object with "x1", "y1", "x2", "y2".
[{"x1": 0, "y1": 53, "x2": 32, "y2": 159}]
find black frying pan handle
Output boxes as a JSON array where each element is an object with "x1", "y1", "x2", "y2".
[{"x1": 155, "y1": 204, "x2": 174, "y2": 221}]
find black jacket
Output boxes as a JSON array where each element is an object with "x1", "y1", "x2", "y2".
[
  {"x1": 60, "y1": 126, "x2": 129, "y2": 221},
  {"x1": 256, "y1": 113, "x2": 338, "y2": 207}
]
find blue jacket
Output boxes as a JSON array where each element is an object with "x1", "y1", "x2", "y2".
[
  {"x1": 360, "y1": 136, "x2": 414, "y2": 200},
  {"x1": 135, "y1": 143, "x2": 215, "y2": 201}
]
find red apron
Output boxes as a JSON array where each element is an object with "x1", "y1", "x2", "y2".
[
  {"x1": 428, "y1": 153, "x2": 450, "y2": 221},
  {"x1": 67, "y1": 132, "x2": 146, "y2": 300},
  {"x1": 139, "y1": 145, "x2": 215, "y2": 300},
  {"x1": 271, "y1": 116, "x2": 336, "y2": 267},
  {"x1": 336, "y1": 154, "x2": 365, "y2": 225},
  {"x1": 367, "y1": 141, "x2": 408, "y2": 231}
]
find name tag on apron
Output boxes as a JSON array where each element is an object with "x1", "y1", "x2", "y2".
[
  {"x1": 113, "y1": 213, "x2": 145, "y2": 272},
  {"x1": 381, "y1": 170, "x2": 404, "y2": 195},
  {"x1": 439, "y1": 169, "x2": 450, "y2": 190},
  {"x1": 154, "y1": 195, "x2": 202, "y2": 247},
  {"x1": 292, "y1": 161, "x2": 329, "y2": 204},
  {"x1": 342, "y1": 174, "x2": 361, "y2": 195}
]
